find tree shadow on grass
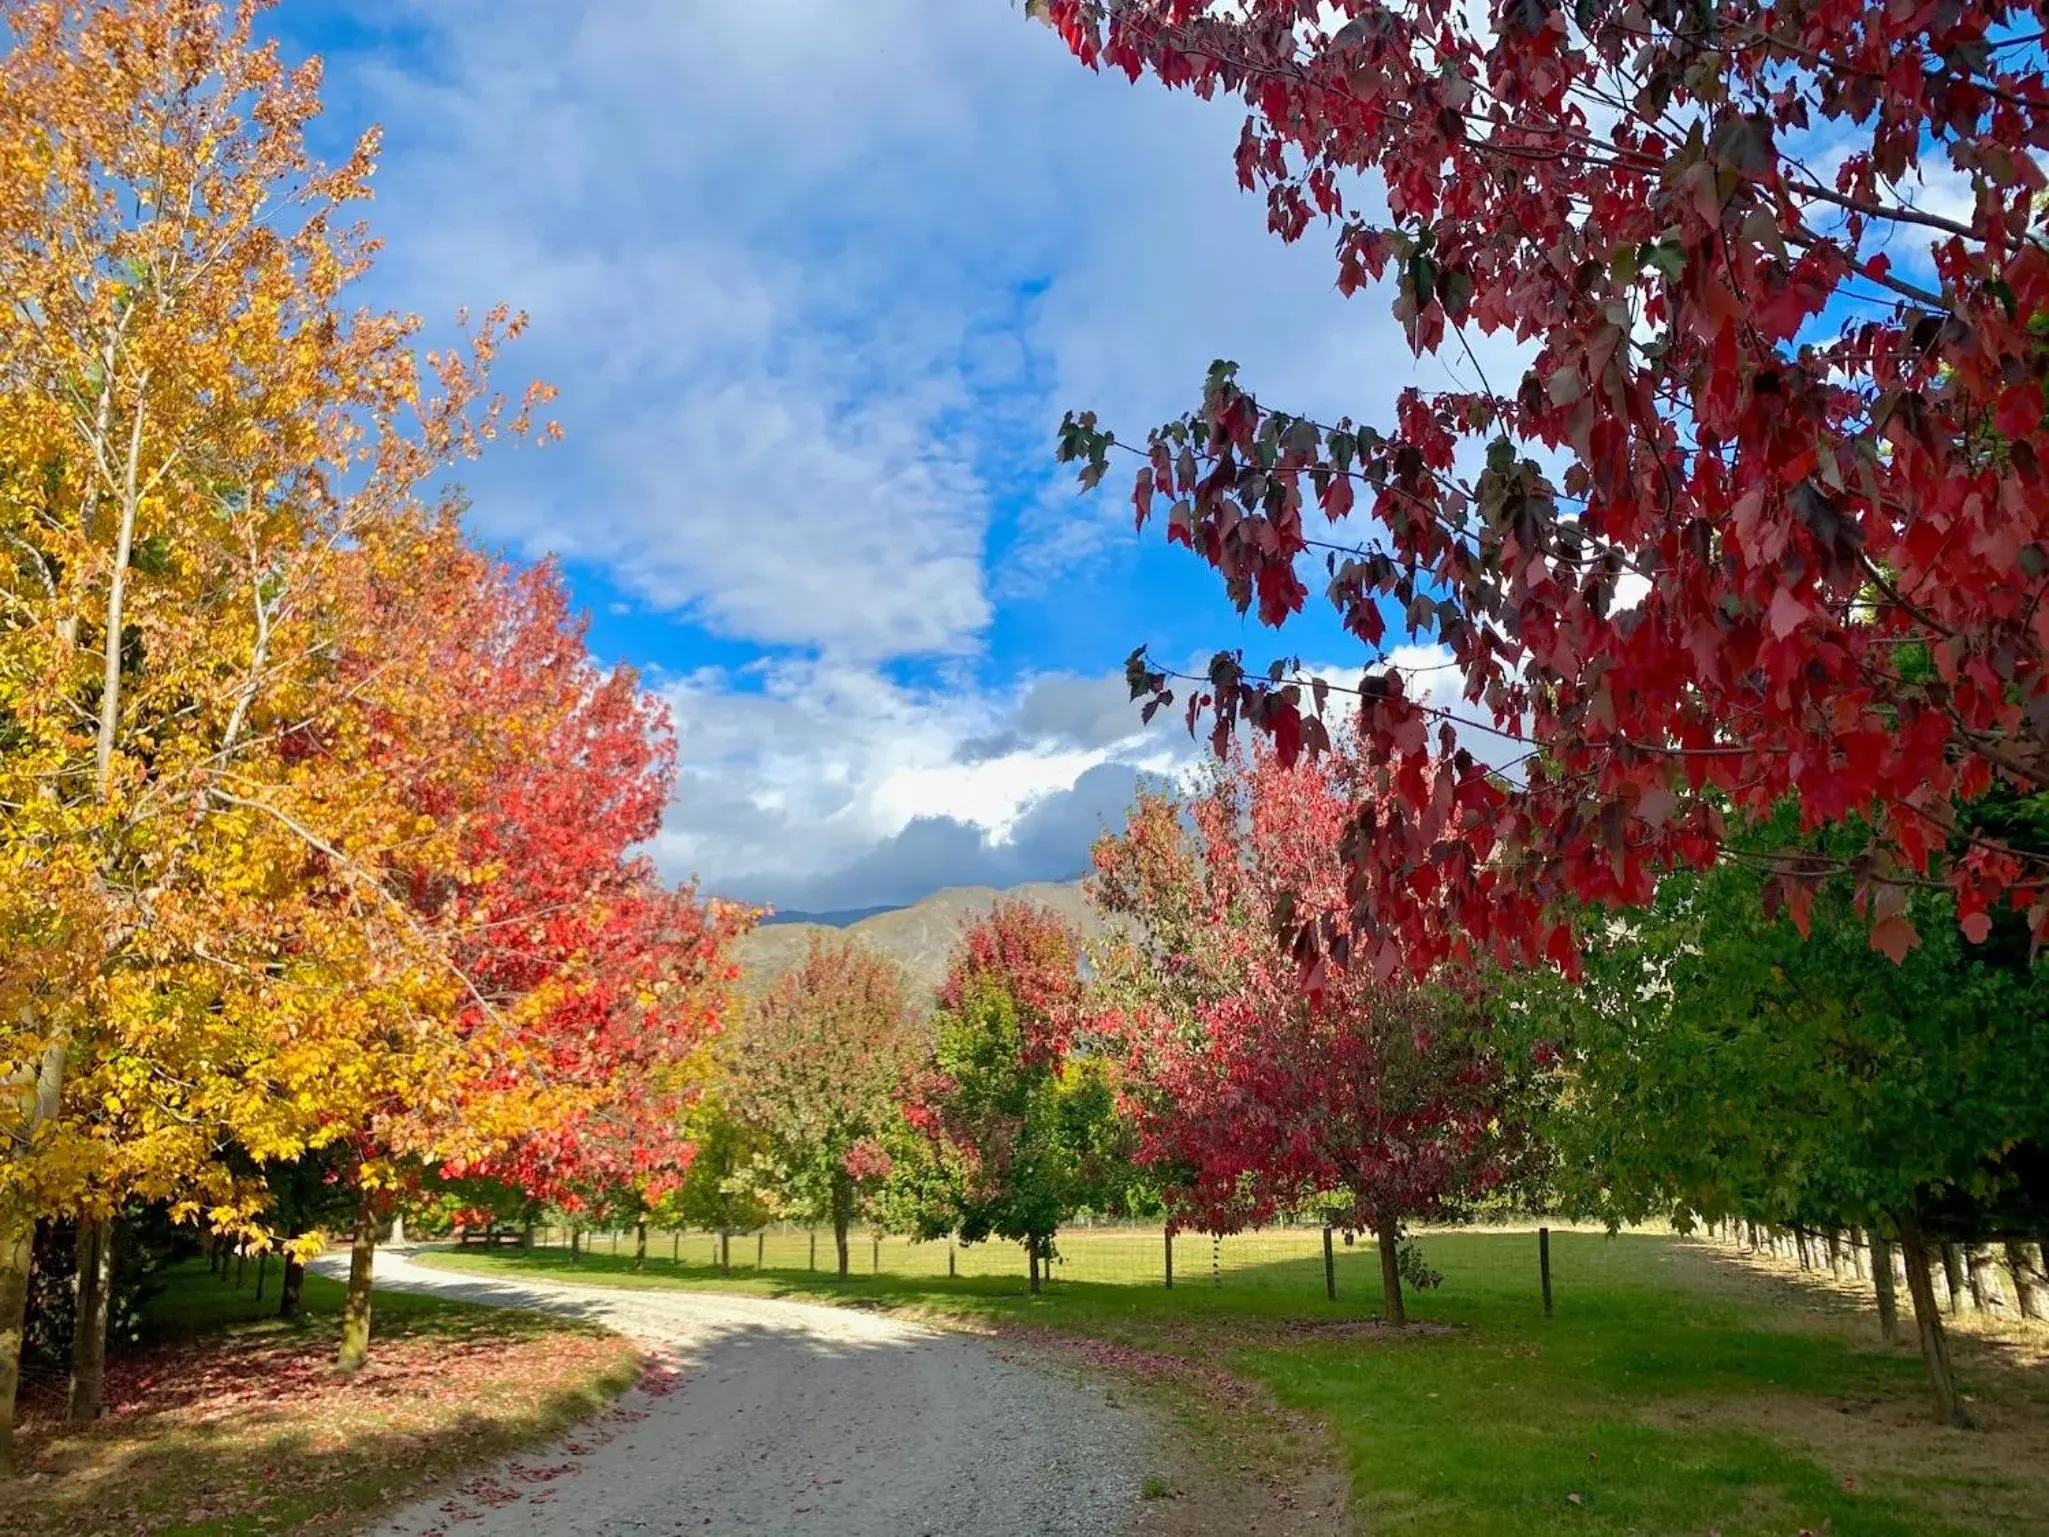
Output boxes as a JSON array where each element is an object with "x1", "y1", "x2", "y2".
[{"x1": 6, "y1": 1262, "x2": 638, "y2": 1537}]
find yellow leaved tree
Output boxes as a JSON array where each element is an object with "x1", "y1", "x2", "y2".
[{"x1": 0, "y1": 0, "x2": 552, "y2": 1458}]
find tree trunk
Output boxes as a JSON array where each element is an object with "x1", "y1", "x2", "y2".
[
  {"x1": 522, "y1": 1218, "x2": 536, "y2": 1251},
  {"x1": 719, "y1": 1228, "x2": 730, "y2": 1272},
  {"x1": 1870, "y1": 1233, "x2": 1900, "y2": 1345},
  {"x1": 1322, "y1": 1223, "x2": 1336, "y2": 1302},
  {"x1": 67, "y1": 1217, "x2": 114, "y2": 1425},
  {"x1": 832, "y1": 1185, "x2": 851, "y2": 1279},
  {"x1": 0, "y1": 1037, "x2": 66, "y2": 1471},
  {"x1": 1899, "y1": 1223, "x2": 1971, "y2": 1428},
  {"x1": 255, "y1": 1251, "x2": 268, "y2": 1302},
  {"x1": 1540, "y1": 1225, "x2": 1554, "y2": 1317},
  {"x1": 0, "y1": 1216, "x2": 32, "y2": 1475},
  {"x1": 1965, "y1": 1244, "x2": 2002, "y2": 1311},
  {"x1": 1826, "y1": 1229, "x2": 1843, "y2": 1278},
  {"x1": 635, "y1": 1220, "x2": 648, "y2": 1272},
  {"x1": 336, "y1": 1194, "x2": 377, "y2": 1372},
  {"x1": 1941, "y1": 1244, "x2": 1968, "y2": 1312},
  {"x1": 570, "y1": 1227, "x2": 582, "y2": 1263},
  {"x1": 2006, "y1": 1240, "x2": 2045, "y2": 1321},
  {"x1": 389, "y1": 1213, "x2": 406, "y2": 1249},
  {"x1": 1376, "y1": 1218, "x2": 1405, "y2": 1326},
  {"x1": 278, "y1": 1254, "x2": 306, "y2": 1319},
  {"x1": 1028, "y1": 1239, "x2": 1041, "y2": 1295}
]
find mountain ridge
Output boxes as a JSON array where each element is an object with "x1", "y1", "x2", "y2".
[{"x1": 730, "y1": 878, "x2": 1103, "y2": 1002}]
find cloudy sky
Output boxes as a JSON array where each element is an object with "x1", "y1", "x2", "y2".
[{"x1": 275, "y1": 1, "x2": 1479, "y2": 913}]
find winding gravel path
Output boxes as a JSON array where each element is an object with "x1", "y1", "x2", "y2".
[{"x1": 310, "y1": 1250, "x2": 1150, "y2": 1537}]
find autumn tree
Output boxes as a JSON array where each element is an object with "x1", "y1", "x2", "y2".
[
  {"x1": 903, "y1": 902, "x2": 1131, "y2": 1293},
  {"x1": 662, "y1": 1088, "x2": 773, "y2": 1271},
  {"x1": 1507, "y1": 800, "x2": 2049, "y2": 1426},
  {"x1": 0, "y1": 0, "x2": 548, "y2": 1428},
  {"x1": 1039, "y1": 0, "x2": 2049, "y2": 971},
  {"x1": 366, "y1": 540, "x2": 749, "y2": 1303},
  {"x1": 726, "y1": 936, "x2": 922, "y2": 1278},
  {"x1": 1092, "y1": 746, "x2": 1521, "y2": 1323}
]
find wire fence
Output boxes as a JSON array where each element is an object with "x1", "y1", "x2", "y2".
[{"x1": 508, "y1": 1219, "x2": 1497, "y2": 1296}]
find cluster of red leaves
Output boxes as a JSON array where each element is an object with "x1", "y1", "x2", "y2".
[
  {"x1": 1092, "y1": 744, "x2": 1515, "y2": 1236},
  {"x1": 349, "y1": 535, "x2": 751, "y2": 1208},
  {"x1": 1043, "y1": 0, "x2": 2049, "y2": 973},
  {"x1": 937, "y1": 896, "x2": 1087, "y2": 1066}
]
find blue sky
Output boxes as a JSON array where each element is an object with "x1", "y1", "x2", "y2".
[{"x1": 270, "y1": 0, "x2": 1486, "y2": 912}]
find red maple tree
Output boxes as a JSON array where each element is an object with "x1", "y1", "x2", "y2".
[
  {"x1": 363, "y1": 529, "x2": 750, "y2": 1213},
  {"x1": 1040, "y1": 0, "x2": 2049, "y2": 970},
  {"x1": 1091, "y1": 743, "x2": 1520, "y2": 1321}
]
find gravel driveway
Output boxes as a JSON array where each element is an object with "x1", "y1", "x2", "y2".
[{"x1": 311, "y1": 1250, "x2": 1150, "y2": 1537}]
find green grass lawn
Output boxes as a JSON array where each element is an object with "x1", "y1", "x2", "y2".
[
  {"x1": 419, "y1": 1230, "x2": 2049, "y2": 1537},
  {"x1": 7, "y1": 1256, "x2": 642, "y2": 1537}
]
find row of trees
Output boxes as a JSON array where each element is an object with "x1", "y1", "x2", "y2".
[
  {"x1": 654, "y1": 731, "x2": 2044, "y2": 1431},
  {"x1": 0, "y1": 1, "x2": 748, "y2": 1469},
  {"x1": 1015, "y1": 0, "x2": 2049, "y2": 1431}
]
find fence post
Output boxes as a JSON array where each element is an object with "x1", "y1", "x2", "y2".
[
  {"x1": 1164, "y1": 1228, "x2": 1173, "y2": 1290},
  {"x1": 1323, "y1": 1223, "x2": 1337, "y2": 1302},
  {"x1": 1540, "y1": 1226, "x2": 1554, "y2": 1317}
]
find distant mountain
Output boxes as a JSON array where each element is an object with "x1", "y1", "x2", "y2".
[
  {"x1": 731, "y1": 879, "x2": 1105, "y2": 1004},
  {"x1": 758, "y1": 904, "x2": 901, "y2": 928}
]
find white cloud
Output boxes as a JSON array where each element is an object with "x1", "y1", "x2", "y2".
[
  {"x1": 308, "y1": 0, "x2": 1429, "y2": 903},
  {"x1": 652, "y1": 661, "x2": 1194, "y2": 907}
]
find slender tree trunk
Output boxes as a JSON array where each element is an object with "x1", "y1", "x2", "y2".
[
  {"x1": 522, "y1": 1218, "x2": 536, "y2": 1251},
  {"x1": 278, "y1": 1254, "x2": 306, "y2": 1319},
  {"x1": 389, "y1": 1214, "x2": 406, "y2": 1249},
  {"x1": 1322, "y1": 1223, "x2": 1337, "y2": 1302},
  {"x1": 1899, "y1": 1223, "x2": 1971, "y2": 1428},
  {"x1": 0, "y1": 1037, "x2": 66, "y2": 1471},
  {"x1": 1870, "y1": 1233, "x2": 1900, "y2": 1345},
  {"x1": 1941, "y1": 1244, "x2": 1967, "y2": 1312},
  {"x1": 67, "y1": 1218, "x2": 114, "y2": 1425},
  {"x1": 719, "y1": 1228, "x2": 730, "y2": 1272},
  {"x1": 255, "y1": 1251, "x2": 268, "y2": 1302},
  {"x1": 336, "y1": 1193, "x2": 377, "y2": 1372},
  {"x1": 1028, "y1": 1239, "x2": 1041, "y2": 1295},
  {"x1": 1826, "y1": 1229, "x2": 1843, "y2": 1278},
  {"x1": 832, "y1": 1187, "x2": 851, "y2": 1280},
  {"x1": 570, "y1": 1227, "x2": 582, "y2": 1263},
  {"x1": 2006, "y1": 1240, "x2": 2045, "y2": 1321},
  {"x1": 0, "y1": 1217, "x2": 31, "y2": 1476},
  {"x1": 634, "y1": 1220, "x2": 648, "y2": 1272},
  {"x1": 1376, "y1": 1217, "x2": 1405, "y2": 1326}
]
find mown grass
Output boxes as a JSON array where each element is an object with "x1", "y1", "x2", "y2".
[
  {"x1": 6, "y1": 1257, "x2": 642, "y2": 1537},
  {"x1": 420, "y1": 1231, "x2": 2049, "y2": 1537}
]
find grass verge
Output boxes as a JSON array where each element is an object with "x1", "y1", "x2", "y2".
[
  {"x1": 5, "y1": 1257, "x2": 642, "y2": 1537},
  {"x1": 417, "y1": 1232, "x2": 2049, "y2": 1536}
]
